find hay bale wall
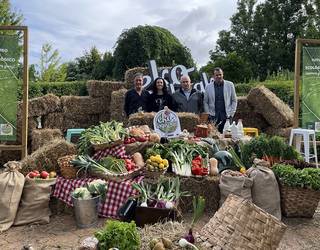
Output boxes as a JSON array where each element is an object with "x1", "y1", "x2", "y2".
[
  {"x1": 247, "y1": 86, "x2": 294, "y2": 128},
  {"x1": 28, "y1": 94, "x2": 61, "y2": 117},
  {"x1": 124, "y1": 67, "x2": 149, "y2": 87},
  {"x1": 61, "y1": 96, "x2": 105, "y2": 116},
  {"x1": 110, "y1": 88, "x2": 128, "y2": 123},
  {"x1": 87, "y1": 80, "x2": 126, "y2": 98},
  {"x1": 31, "y1": 128, "x2": 63, "y2": 152},
  {"x1": 265, "y1": 126, "x2": 292, "y2": 138}
]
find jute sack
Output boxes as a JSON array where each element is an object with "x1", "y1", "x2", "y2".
[
  {"x1": 219, "y1": 170, "x2": 253, "y2": 207},
  {"x1": 14, "y1": 177, "x2": 56, "y2": 226},
  {"x1": 0, "y1": 161, "x2": 25, "y2": 232},
  {"x1": 247, "y1": 158, "x2": 282, "y2": 220}
]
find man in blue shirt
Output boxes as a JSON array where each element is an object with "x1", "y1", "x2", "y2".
[
  {"x1": 124, "y1": 73, "x2": 150, "y2": 116},
  {"x1": 203, "y1": 68, "x2": 237, "y2": 133}
]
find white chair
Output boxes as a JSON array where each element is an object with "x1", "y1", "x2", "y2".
[{"x1": 289, "y1": 128, "x2": 318, "y2": 167}]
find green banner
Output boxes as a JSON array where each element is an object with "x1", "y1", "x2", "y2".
[
  {"x1": 0, "y1": 34, "x2": 20, "y2": 141},
  {"x1": 301, "y1": 46, "x2": 320, "y2": 129}
]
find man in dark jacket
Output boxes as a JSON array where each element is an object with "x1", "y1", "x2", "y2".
[
  {"x1": 124, "y1": 73, "x2": 150, "y2": 116},
  {"x1": 172, "y1": 75, "x2": 203, "y2": 114}
]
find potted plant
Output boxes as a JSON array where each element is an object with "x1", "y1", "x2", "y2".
[
  {"x1": 273, "y1": 164, "x2": 320, "y2": 217},
  {"x1": 71, "y1": 179, "x2": 107, "y2": 228}
]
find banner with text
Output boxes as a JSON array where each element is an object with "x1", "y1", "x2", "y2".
[{"x1": 0, "y1": 34, "x2": 20, "y2": 141}]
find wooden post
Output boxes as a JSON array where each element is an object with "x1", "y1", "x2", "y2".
[{"x1": 293, "y1": 39, "x2": 301, "y2": 128}]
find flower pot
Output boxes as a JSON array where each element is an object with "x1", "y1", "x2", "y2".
[{"x1": 71, "y1": 195, "x2": 100, "y2": 228}]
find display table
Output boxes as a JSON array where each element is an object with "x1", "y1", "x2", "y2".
[{"x1": 53, "y1": 176, "x2": 143, "y2": 218}]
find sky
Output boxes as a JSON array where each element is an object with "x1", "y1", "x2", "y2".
[{"x1": 10, "y1": 0, "x2": 238, "y2": 67}]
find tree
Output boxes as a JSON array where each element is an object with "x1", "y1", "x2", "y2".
[
  {"x1": 209, "y1": 0, "x2": 320, "y2": 81},
  {"x1": 113, "y1": 25, "x2": 195, "y2": 79},
  {"x1": 38, "y1": 43, "x2": 66, "y2": 82},
  {"x1": 0, "y1": 0, "x2": 23, "y2": 27}
]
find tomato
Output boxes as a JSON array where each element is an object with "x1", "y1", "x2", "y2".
[
  {"x1": 28, "y1": 172, "x2": 35, "y2": 178},
  {"x1": 33, "y1": 170, "x2": 40, "y2": 174},
  {"x1": 40, "y1": 171, "x2": 49, "y2": 179},
  {"x1": 130, "y1": 137, "x2": 136, "y2": 143}
]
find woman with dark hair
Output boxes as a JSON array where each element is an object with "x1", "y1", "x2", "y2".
[{"x1": 147, "y1": 77, "x2": 173, "y2": 112}]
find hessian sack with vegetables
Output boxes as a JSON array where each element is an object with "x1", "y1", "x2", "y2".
[
  {"x1": 247, "y1": 158, "x2": 281, "y2": 220},
  {"x1": 219, "y1": 170, "x2": 253, "y2": 207},
  {"x1": 0, "y1": 161, "x2": 25, "y2": 232},
  {"x1": 14, "y1": 177, "x2": 56, "y2": 226}
]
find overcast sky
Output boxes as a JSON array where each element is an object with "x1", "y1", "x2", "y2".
[{"x1": 11, "y1": 0, "x2": 238, "y2": 67}]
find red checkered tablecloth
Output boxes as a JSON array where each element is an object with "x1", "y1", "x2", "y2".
[
  {"x1": 93, "y1": 144, "x2": 128, "y2": 161},
  {"x1": 53, "y1": 175, "x2": 143, "y2": 218}
]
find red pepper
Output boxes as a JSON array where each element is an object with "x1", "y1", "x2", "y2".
[
  {"x1": 201, "y1": 168, "x2": 209, "y2": 176},
  {"x1": 192, "y1": 167, "x2": 202, "y2": 175}
]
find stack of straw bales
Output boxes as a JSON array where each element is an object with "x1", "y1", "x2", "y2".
[
  {"x1": 124, "y1": 67, "x2": 149, "y2": 88},
  {"x1": 31, "y1": 128, "x2": 63, "y2": 152},
  {"x1": 110, "y1": 88, "x2": 128, "y2": 123}
]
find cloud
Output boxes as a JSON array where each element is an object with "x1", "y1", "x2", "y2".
[{"x1": 11, "y1": 0, "x2": 237, "y2": 67}]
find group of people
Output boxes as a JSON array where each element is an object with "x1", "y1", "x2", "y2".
[{"x1": 123, "y1": 68, "x2": 237, "y2": 133}]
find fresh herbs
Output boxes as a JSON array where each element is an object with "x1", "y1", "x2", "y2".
[
  {"x1": 273, "y1": 164, "x2": 320, "y2": 190},
  {"x1": 95, "y1": 220, "x2": 141, "y2": 250}
]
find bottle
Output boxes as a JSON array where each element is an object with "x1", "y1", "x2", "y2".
[
  {"x1": 223, "y1": 119, "x2": 231, "y2": 137},
  {"x1": 231, "y1": 121, "x2": 238, "y2": 140},
  {"x1": 237, "y1": 119, "x2": 244, "y2": 139}
]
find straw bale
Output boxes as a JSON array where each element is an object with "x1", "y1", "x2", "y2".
[
  {"x1": 61, "y1": 96, "x2": 105, "y2": 117},
  {"x1": 265, "y1": 126, "x2": 292, "y2": 139},
  {"x1": 128, "y1": 112, "x2": 155, "y2": 128},
  {"x1": 236, "y1": 96, "x2": 253, "y2": 113},
  {"x1": 87, "y1": 80, "x2": 126, "y2": 98},
  {"x1": 31, "y1": 128, "x2": 63, "y2": 152},
  {"x1": 99, "y1": 112, "x2": 110, "y2": 123},
  {"x1": 247, "y1": 86, "x2": 294, "y2": 128},
  {"x1": 20, "y1": 138, "x2": 77, "y2": 175},
  {"x1": 43, "y1": 112, "x2": 64, "y2": 131},
  {"x1": 110, "y1": 88, "x2": 128, "y2": 123},
  {"x1": 234, "y1": 111, "x2": 270, "y2": 131},
  {"x1": 0, "y1": 150, "x2": 21, "y2": 166},
  {"x1": 16, "y1": 115, "x2": 38, "y2": 144},
  {"x1": 179, "y1": 176, "x2": 220, "y2": 215},
  {"x1": 124, "y1": 67, "x2": 149, "y2": 87},
  {"x1": 27, "y1": 94, "x2": 61, "y2": 117},
  {"x1": 140, "y1": 221, "x2": 187, "y2": 250},
  {"x1": 178, "y1": 112, "x2": 200, "y2": 132}
]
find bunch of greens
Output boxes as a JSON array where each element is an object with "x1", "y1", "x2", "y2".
[
  {"x1": 95, "y1": 220, "x2": 140, "y2": 250},
  {"x1": 72, "y1": 179, "x2": 107, "y2": 200},
  {"x1": 71, "y1": 155, "x2": 127, "y2": 176},
  {"x1": 273, "y1": 164, "x2": 320, "y2": 190},
  {"x1": 77, "y1": 121, "x2": 128, "y2": 154},
  {"x1": 241, "y1": 134, "x2": 301, "y2": 167}
]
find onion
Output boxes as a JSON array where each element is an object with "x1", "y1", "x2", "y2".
[
  {"x1": 140, "y1": 201, "x2": 148, "y2": 207},
  {"x1": 165, "y1": 201, "x2": 174, "y2": 209}
]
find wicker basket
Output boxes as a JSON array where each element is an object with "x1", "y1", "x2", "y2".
[
  {"x1": 279, "y1": 183, "x2": 320, "y2": 218},
  {"x1": 57, "y1": 155, "x2": 77, "y2": 179},
  {"x1": 92, "y1": 139, "x2": 123, "y2": 151},
  {"x1": 197, "y1": 194, "x2": 286, "y2": 250},
  {"x1": 142, "y1": 168, "x2": 167, "y2": 180},
  {"x1": 89, "y1": 167, "x2": 143, "y2": 182}
]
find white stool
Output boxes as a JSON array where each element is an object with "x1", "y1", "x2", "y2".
[{"x1": 289, "y1": 128, "x2": 318, "y2": 167}]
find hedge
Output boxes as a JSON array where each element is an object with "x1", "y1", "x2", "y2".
[{"x1": 17, "y1": 81, "x2": 88, "y2": 100}]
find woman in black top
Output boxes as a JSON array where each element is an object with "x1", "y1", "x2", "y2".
[{"x1": 147, "y1": 77, "x2": 173, "y2": 112}]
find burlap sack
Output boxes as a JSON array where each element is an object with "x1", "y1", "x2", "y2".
[
  {"x1": 219, "y1": 170, "x2": 253, "y2": 207},
  {"x1": 0, "y1": 161, "x2": 25, "y2": 232},
  {"x1": 14, "y1": 177, "x2": 56, "y2": 226},
  {"x1": 247, "y1": 158, "x2": 281, "y2": 220}
]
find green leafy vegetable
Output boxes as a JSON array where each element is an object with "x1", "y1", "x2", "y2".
[
  {"x1": 191, "y1": 196, "x2": 205, "y2": 228},
  {"x1": 95, "y1": 220, "x2": 140, "y2": 250}
]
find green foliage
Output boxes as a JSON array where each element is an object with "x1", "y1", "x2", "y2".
[
  {"x1": 113, "y1": 25, "x2": 195, "y2": 79},
  {"x1": 273, "y1": 164, "x2": 320, "y2": 190},
  {"x1": 95, "y1": 220, "x2": 141, "y2": 250},
  {"x1": 201, "y1": 52, "x2": 253, "y2": 83},
  {"x1": 241, "y1": 134, "x2": 301, "y2": 167},
  {"x1": 17, "y1": 81, "x2": 87, "y2": 100},
  {"x1": 0, "y1": 0, "x2": 23, "y2": 27},
  {"x1": 209, "y1": 0, "x2": 320, "y2": 81}
]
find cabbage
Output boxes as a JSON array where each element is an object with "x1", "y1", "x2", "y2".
[
  {"x1": 87, "y1": 180, "x2": 107, "y2": 200},
  {"x1": 72, "y1": 187, "x2": 92, "y2": 199}
]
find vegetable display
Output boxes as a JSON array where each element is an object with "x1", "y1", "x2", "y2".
[
  {"x1": 72, "y1": 179, "x2": 107, "y2": 200},
  {"x1": 146, "y1": 155, "x2": 169, "y2": 172}
]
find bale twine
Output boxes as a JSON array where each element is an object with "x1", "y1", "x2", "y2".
[
  {"x1": 27, "y1": 94, "x2": 61, "y2": 117},
  {"x1": 20, "y1": 138, "x2": 77, "y2": 175},
  {"x1": 86, "y1": 80, "x2": 126, "y2": 98},
  {"x1": 197, "y1": 194, "x2": 287, "y2": 250},
  {"x1": 247, "y1": 86, "x2": 294, "y2": 128},
  {"x1": 61, "y1": 96, "x2": 105, "y2": 117},
  {"x1": 31, "y1": 128, "x2": 63, "y2": 152},
  {"x1": 110, "y1": 88, "x2": 128, "y2": 123}
]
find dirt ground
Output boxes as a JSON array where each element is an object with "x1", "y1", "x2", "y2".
[{"x1": 1, "y1": 204, "x2": 319, "y2": 250}]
